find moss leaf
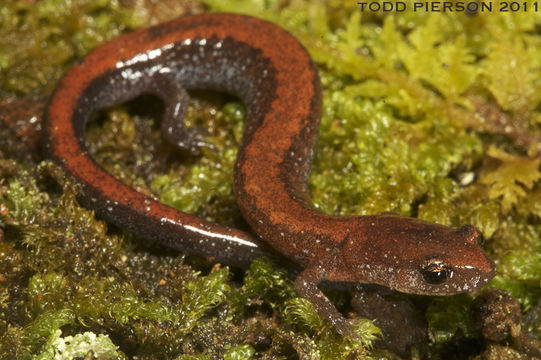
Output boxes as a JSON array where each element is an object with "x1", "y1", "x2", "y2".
[
  {"x1": 483, "y1": 35, "x2": 541, "y2": 112},
  {"x1": 480, "y1": 146, "x2": 541, "y2": 213},
  {"x1": 223, "y1": 344, "x2": 255, "y2": 360}
]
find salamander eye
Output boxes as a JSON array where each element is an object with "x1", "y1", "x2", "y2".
[{"x1": 420, "y1": 260, "x2": 452, "y2": 285}]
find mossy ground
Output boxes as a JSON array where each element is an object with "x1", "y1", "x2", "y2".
[{"x1": 0, "y1": 0, "x2": 540, "y2": 359}]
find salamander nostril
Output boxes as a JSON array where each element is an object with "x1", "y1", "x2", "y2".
[
  {"x1": 458, "y1": 224, "x2": 483, "y2": 246},
  {"x1": 477, "y1": 232, "x2": 485, "y2": 246}
]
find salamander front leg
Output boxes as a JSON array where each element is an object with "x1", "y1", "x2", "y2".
[{"x1": 294, "y1": 266, "x2": 354, "y2": 337}]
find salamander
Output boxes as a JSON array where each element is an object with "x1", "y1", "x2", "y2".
[{"x1": 43, "y1": 12, "x2": 496, "y2": 336}]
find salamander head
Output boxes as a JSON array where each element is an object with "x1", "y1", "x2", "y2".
[{"x1": 341, "y1": 216, "x2": 496, "y2": 295}]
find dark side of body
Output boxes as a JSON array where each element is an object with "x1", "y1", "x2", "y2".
[{"x1": 43, "y1": 13, "x2": 496, "y2": 336}]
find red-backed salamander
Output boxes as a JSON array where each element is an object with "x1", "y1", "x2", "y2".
[{"x1": 43, "y1": 13, "x2": 496, "y2": 336}]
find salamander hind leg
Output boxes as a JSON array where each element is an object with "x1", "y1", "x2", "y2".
[
  {"x1": 294, "y1": 266, "x2": 354, "y2": 337},
  {"x1": 92, "y1": 67, "x2": 211, "y2": 156},
  {"x1": 100, "y1": 67, "x2": 212, "y2": 156},
  {"x1": 145, "y1": 74, "x2": 215, "y2": 156},
  {"x1": 159, "y1": 88, "x2": 217, "y2": 156}
]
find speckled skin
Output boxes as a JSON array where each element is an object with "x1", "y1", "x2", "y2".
[{"x1": 44, "y1": 13, "x2": 496, "y2": 336}]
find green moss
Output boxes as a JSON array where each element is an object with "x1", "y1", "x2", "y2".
[
  {"x1": 482, "y1": 22, "x2": 541, "y2": 114},
  {"x1": 149, "y1": 103, "x2": 245, "y2": 222},
  {"x1": 34, "y1": 330, "x2": 125, "y2": 360},
  {"x1": 242, "y1": 259, "x2": 380, "y2": 359},
  {"x1": 23, "y1": 310, "x2": 77, "y2": 356},
  {"x1": 480, "y1": 146, "x2": 541, "y2": 214},
  {"x1": 223, "y1": 344, "x2": 255, "y2": 360},
  {"x1": 243, "y1": 258, "x2": 297, "y2": 307},
  {"x1": 283, "y1": 297, "x2": 380, "y2": 359},
  {"x1": 0, "y1": 0, "x2": 147, "y2": 97},
  {"x1": 176, "y1": 355, "x2": 211, "y2": 360},
  {"x1": 1, "y1": 0, "x2": 541, "y2": 358},
  {"x1": 426, "y1": 295, "x2": 478, "y2": 343}
]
